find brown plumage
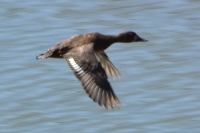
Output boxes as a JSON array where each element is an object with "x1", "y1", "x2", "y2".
[{"x1": 36, "y1": 31, "x2": 147, "y2": 109}]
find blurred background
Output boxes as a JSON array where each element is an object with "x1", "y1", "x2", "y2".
[{"x1": 0, "y1": 0, "x2": 200, "y2": 132}]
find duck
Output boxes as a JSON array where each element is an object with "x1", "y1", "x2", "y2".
[{"x1": 36, "y1": 31, "x2": 147, "y2": 109}]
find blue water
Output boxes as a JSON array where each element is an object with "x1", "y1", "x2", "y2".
[{"x1": 1, "y1": 0, "x2": 200, "y2": 132}]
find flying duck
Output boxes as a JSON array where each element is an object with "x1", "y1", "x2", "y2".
[{"x1": 36, "y1": 31, "x2": 147, "y2": 109}]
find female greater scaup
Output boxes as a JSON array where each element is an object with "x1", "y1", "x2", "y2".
[{"x1": 36, "y1": 31, "x2": 147, "y2": 109}]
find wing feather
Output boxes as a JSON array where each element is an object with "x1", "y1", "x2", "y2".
[
  {"x1": 65, "y1": 44, "x2": 120, "y2": 109},
  {"x1": 95, "y1": 52, "x2": 121, "y2": 78}
]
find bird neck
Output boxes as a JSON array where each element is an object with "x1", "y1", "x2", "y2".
[
  {"x1": 93, "y1": 35, "x2": 116, "y2": 52},
  {"x1": 94, "y1": 34, "x2": 130, "y2": 52}
]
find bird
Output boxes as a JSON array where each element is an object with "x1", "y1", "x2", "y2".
[{"x1": 36, "y1": 31, "x2": 147, "y2": 109}]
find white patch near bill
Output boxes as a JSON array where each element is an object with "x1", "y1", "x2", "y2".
[{"x1": 68, "y1": 58, "x2": 85, "y2": 75}]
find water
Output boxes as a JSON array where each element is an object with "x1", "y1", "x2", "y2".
[{"x1": 1, "y1": 0, "x2": 200, "y2": 132}]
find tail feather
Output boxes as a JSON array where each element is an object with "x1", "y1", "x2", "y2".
[
  {"x1": 36, "y1": 52, "x2": 52, "y2": 60},
  {"x1": 36, "y1": 54, "x2": 45, "y2": 59}
]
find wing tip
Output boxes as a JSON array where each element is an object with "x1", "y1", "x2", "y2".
[
  {"x1": 103, "y1": 100, "x2": 121, "y2": 110},
  {"x1": 92, "y1": 93, "x2": 121, "y2": 110}
]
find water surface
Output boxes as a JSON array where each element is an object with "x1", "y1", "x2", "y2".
[{"x1": 1, "y1": 0, "x2": 200, "y2": 132}]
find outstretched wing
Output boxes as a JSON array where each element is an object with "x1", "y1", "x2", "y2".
[
  {"x1": 65, "y1": 44, "x2": 121, "y2": 109},
  {"x1": 95, "y1": 52, "x2": 121, "y2": 78}
]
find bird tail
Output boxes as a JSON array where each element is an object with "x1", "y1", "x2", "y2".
[{"x1": 36, "y1": 50, "x2": 52, "y2": 60}]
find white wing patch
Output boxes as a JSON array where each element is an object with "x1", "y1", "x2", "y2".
[{"x1": 68, "y1": 58, "x2": 85, "y2": 75}]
